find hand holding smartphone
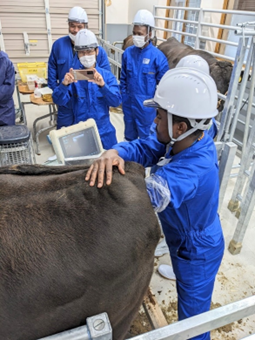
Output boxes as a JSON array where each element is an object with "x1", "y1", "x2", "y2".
[{"x1": 70, "y1": 69, "x2": 95, "y2": 81}]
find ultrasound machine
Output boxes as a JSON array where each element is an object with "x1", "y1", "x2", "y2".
[{"x1": 49, "y1": 119, "x2": 104, "y2": 166}]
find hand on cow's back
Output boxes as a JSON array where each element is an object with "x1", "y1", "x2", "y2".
[{"x1": 85, "y1": 149, "x2": 125, "y2": 188}]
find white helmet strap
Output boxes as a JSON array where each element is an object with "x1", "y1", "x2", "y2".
[{"x1": 167, "y1": 112, "x2": 211, "y2": 147}]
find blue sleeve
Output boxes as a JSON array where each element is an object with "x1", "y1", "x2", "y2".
[
  {"x1": 119, "y1": 51, "x2": 127, "y2": 95},
  {"x1": 98, "y1": 71, "x2": 121, "y2": 107},
  {"x1": 98, "y1": 46, "x2": 111, "y2": 72},
  {"x1": 52, "y1": 82, "x2": 72, "y2": 106},
  {"x1": 0, "y1": 58, "x2": 15, "y2": 102},
  {"x1": 156, "y1": 51, "x2": 169, "y2": 84},
  {"x1": 48, "y1": 42, "x2": 58, "y2": 91},
  {"x1": 155, "y1": 164, "x2": 197, "y2": 209},
  {"x1": 113, "y1": 133, "x2": 166, "y2": 167}
]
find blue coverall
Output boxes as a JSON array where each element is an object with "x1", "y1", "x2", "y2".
[
  {"x1": 113, "y1": 132, "x2": 224, "y2": 340},
  {"x1": 48, "y1": 36, "x2": 111, "y2": 129},
  {"x1": 52, "y1": 60, "x2": 121, "y2": 150},
  {"x1": 120, "y1": 42, "x2": 169, "y2": 141},
  {"x1": 0, "y1": 51, "x2": 15, "y2": 126}
]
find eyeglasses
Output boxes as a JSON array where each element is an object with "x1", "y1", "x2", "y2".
[{"x1": 78, "y1": 49, "x2": 96, "y2": 56}]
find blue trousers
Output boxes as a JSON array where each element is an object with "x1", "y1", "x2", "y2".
[{"x1": 171, "y1": 239, "x2": 224, "y2": 340}]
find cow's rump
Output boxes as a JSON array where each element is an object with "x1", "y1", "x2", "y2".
[{"x1": 0, "y1": 162, "x2": 160, "y2": 340}]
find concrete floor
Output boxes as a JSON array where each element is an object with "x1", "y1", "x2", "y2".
[{"x1": 15, "y1": 91, "x2": 255, "y2": 339}]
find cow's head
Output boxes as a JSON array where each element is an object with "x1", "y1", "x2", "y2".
[{"x1": 209, "y1": 61, "x2": 233, "y2": 94}]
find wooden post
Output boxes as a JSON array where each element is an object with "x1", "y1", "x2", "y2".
[
  {"x1": 143, "y1": 288, "x2": 168, "y2": 329},
  {"x1": 181, "y1": 0, "x2": 189, "y2": 43},
  {"x1": 163, "y1": 0, "x2": 171, "y2": 40},
  {"x1": 214, "y1": 0, "x2": 230, "y2": 54}
]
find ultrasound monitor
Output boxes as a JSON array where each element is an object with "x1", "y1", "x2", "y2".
[{"x1": 49, "y1": 119, "x2": 104, "y2": 165}]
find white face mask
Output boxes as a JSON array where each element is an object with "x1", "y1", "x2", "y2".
[
  {"x1": 132, "y1": 35, "x2": 148, "y2": 48},
  {"x1": 69, "y1": 33, "x2": 76, "y2": 42},
  {"x1": 79, "y1": 55, "x2": 96, "y2": 68}
]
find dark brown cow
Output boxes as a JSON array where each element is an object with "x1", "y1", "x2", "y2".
[
  {"x1": 0, "y1": 162, "x2": 160, "y2": 340},
  {"x1": 122, "y1": 36, "x2": 232, "y2": 96},
  {"x1": 158, "y1": 37, "x2": 233, "y2": 95}
]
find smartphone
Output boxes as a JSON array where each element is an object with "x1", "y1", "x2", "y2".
[{"x1": 71, "y1": 69, "x2": 95, "y2": 81}]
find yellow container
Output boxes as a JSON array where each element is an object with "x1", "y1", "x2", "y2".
[{"x1": 17, "y1": 62, "x2": 47, "y2": 82}]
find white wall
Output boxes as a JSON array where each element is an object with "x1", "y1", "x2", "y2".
[
  {"x1": 105, "y1": 0, "x2": 129, "y2": 24},
  {"x1": 106, "y1": 0, "x2": 167, "y2": 25}
]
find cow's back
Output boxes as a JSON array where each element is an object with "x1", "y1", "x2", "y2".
[{"x1": 0, "y1": 162, "x2": 160, "y2": 340}]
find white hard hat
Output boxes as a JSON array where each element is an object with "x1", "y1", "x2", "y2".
[
  {"x1": 176, "y1": 55, "x2": 210, "y2": 75},
  {"x1": 144, "y1": 68, "x2": 218, "y2": 119},
  {"x1": 68, "y1": 6, "x2": 88, "y2": 24},
  {"x1": 133, "y1": 9, "x2": 155, "y2": 28},
  {"x1": 74, "y1": 29, "x2": 98, "y2": 51}
]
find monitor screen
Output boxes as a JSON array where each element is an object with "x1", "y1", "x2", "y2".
[{"x1": 59, "y1": 127, "x2": 101, "y2": 159}]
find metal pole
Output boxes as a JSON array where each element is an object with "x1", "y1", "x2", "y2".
[
  {"x1": 38, "y1": 325, "x2": 90, "y2": 340},
  {"x1": 228, "y1": 36, "x2": 254, "y2": 142},
  {"x1": 38, "y1": 313, "x2": 112, "y2": 340},
  {"x1": 44, "y1": 0, "x2": 53, "y2": 53},
  {"x1": 195, "y1": 8, "x2": 203, "y2": 49},
  {"x1": 229, "y1": 168, "x2": 255, "y2": 255},
  {"x1": 130, "y1": 295, "x2": 255, "y2": 340},
  {"x1": 217, "y1": 142, "x2": 237, "y2": 210},
  {"x1": 101, "y1": 0, "x2": 105, "y2": 40},
  {"x1": 217, "y1": 36, "x2": 249, "y2": 142},
  {"x1": 0, "y1": 20, "x2": 6, "y2": 52},
  {"x1": 228, "y1": 98, "x2": 255, "y2": 212},
  {"x1": 241, "y1": 38, "x2": 255, "y2": 153}
]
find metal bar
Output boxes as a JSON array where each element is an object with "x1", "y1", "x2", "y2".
[
  {"x1": 240, "y1": 40, "x2": 255, "y2": 153},
  {"x1": 154, "y1": 6, "x2": 255, "y2": 16},
  {"x1": 217, "y1": 37, "x2": 249, "y2": 142},
  {"x1": 195, "y1": 8, "x2": 203, "y2": 49},
  {"x1": 154, "y1": 15, "x2": 239, "y2": 31},
  {"x1": 0, "y1": 20, "x2": 6, "y2": 52},
  {"x1": 44, "y1": 0, "x2": 53, "y2": 53},
  {"x1": 228, "y1": 37, "x2": 254, "y2": 142},
  {"x1": 23, "y1": 32, "x2": 30, "y2": 55},
  {"x1": 130, "y1": 295, "x2": 255, "y2": 340},
  {"x1": 218, "y1": 142, "x2": 237, "y2": 210},
  {"x1": 154, "y1": 25, "x2": 238, "y2": 47},
  {"x1": 38, "y1": 325, "x2": 90, "y2": 340},
  {"x1": 228, "y1": 99, "x2": 255, "y2": 210},
  {"x1": 230, "y1": 169, "x2": 255, "y2": 249}
]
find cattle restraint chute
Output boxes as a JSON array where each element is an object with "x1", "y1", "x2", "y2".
[{"x1": 38, "y1": 312, "x2": 112, "y2": 340}]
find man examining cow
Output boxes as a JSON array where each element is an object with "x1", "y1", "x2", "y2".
[
  {"x1": 120, "y1": 9, "x2": 169, "y2": 141},
  {"x1": 86, "y1": 66, "x2": 224, "y2": 340}
]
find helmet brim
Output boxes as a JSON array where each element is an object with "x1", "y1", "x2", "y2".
[
  {"x1": 68, "y1": 18, "x2": 88, "y2": 24},
  {"x1": 74, "y1": 43, "x2": 98, "y2": 51},
  {"x1": 143, "y1": 98, "x2": 160, "y2": 108}
]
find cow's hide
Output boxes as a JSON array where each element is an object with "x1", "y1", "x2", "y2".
[
  {"x1": 0, "y1": 162, "x2": 160, "y2": 340},
  {"x1": 158, "y1": 37, "x2": 233, "y2": 95}
]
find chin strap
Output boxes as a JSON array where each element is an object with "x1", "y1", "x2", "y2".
[{"x1": 166, "y1": 112, "x2": 211, "y2": 149}]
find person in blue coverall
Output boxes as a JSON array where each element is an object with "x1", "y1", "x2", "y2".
[
  {"x1": 85, "y1": 68, "x2": 224, "y2": 340},
  {"x1": 0, "y1": 51, "x2": 15, "y2": 126},
  {"x1": 52, "y1": 29, "x2": 121, "y2": 150},
  {"x1": 48, "y1": 6, "x2": 111, "y2": 129},
  {"x1": 120, "y1": 9, "x2": 169, "y2": 141}
]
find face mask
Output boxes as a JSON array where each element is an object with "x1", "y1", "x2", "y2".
[
  {"x1": 69, "y1": 33, "x2": 76, "y2": 42},
  {"x1": 79, "y1": 55, "x2": 96, "y2": 68},
  {"x1": 132, "y1": 35, "x2": 148, "y2": 48}
]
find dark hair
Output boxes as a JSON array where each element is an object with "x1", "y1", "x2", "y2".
[{"x1": 172, "y1": 114, "x2": 211, "y2": 138}]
